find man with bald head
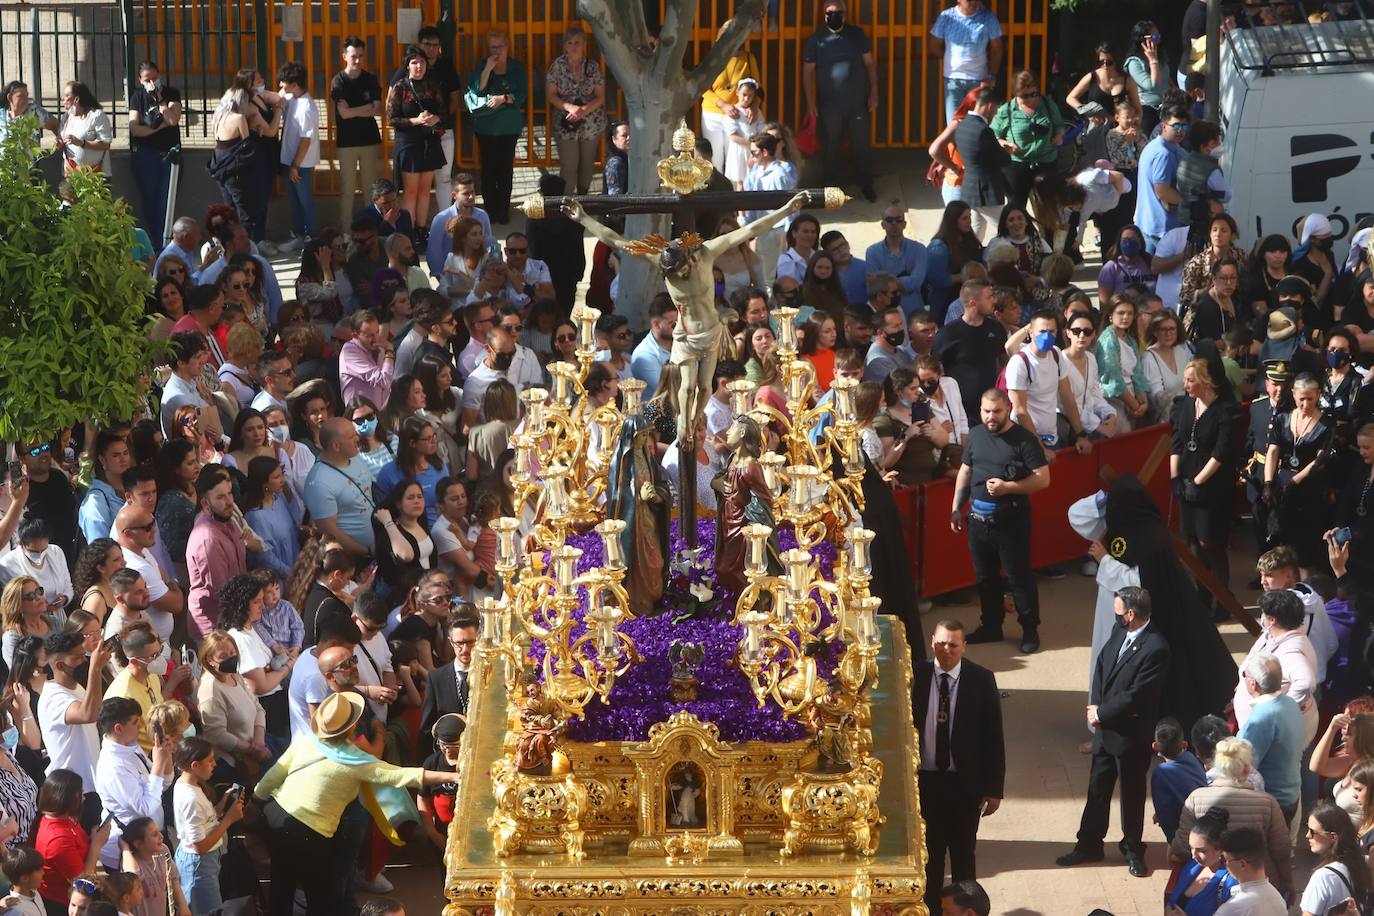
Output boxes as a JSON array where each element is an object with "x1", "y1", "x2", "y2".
[
  {"x1": 864, "y1": 206, "x2": 929, "y2": 316},
  {"x1": 303, "y1": 417, "x2": 375, "y2": 556},
  {"x1": 289, "y1": 615, "x2": 362, "y2": 742},
  {"x1": 115, "y1": 505, "x2": 183, "y2": 649}
]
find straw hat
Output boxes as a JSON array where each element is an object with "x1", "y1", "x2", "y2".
[{"x1": 312, "y1": 691, "x2": 364, "y2": 739}]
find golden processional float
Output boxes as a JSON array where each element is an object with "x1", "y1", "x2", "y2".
[{"x1": 443, "y1": 130, "x2": 928, "y2": 916}]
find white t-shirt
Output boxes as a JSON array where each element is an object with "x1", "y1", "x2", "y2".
[
  {"x1": 279, "y1": 94, "x2": 321, "y2": 168},
  {"x1": 1073, "y1": 167, "x2": 1131, "y2": 219},
  {"x1": 353, "y1": 630, "x2": 394, "y2": 722},
  {"x1": 61, "y1": 108, "x2": 113, "y2": 169},
  {"x1": 1004, "y1": 345, "x2": 1069, "y2": 445},
  {"x1": 37, "y1": 681, "x2": 100, "y2": 792},
  {"x1": 1300, "y1": 863, "x2": 1354, "y2": 916},
  {"x1": 1216, "y1": 879, "x2": 1288, "y2": 915},
  {"x1": 287, "y1": 647, "x2": 329, "y2": 742},
  {"x1": 931, "y1": 6, "x2": 1003, "y2": 81},
  {"x1": 173, "y1": 780, "x2": 225, "y2": 852},
  {"x1": 120, "y1": 552, "x2": 173, "y2": 645},
  {"x1": 431, "y1": 516, "x2": 469, "y2": 584},
  {"x1": 229, "y1": 627, "x2": 280, "y2": 697},
  {"x1": 121, "y1": 547, "x2": 173, "y2": 644},
  {"x1": 461, "y1": 362, "x2": 508, "y2": 417},
  {"x1": 1153, "y1": 226, "x2": 1191, "y2": 310},
  {"x1": 704, "y1": 396, "x2": 734, "y2": 439}
]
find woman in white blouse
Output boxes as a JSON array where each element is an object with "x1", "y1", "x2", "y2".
[
  {"x1": 1061, "y1": 311, "x2": 1119, "y2": 439},
  {"x1": 662, "y1": 415, "x2": 725, "y2": 516},
  {"x1": 914, "y1": 356, "x2": 969, "y2": 452},
  {"x1": 196, "y1": 631, "x2": 270, "y2": 781},
  {"x1": 218, "y1": 575, "x2": 294, "y2": 743},
  {"x1": 774, "y1": 213, "x2": 820, "y2": 285},
  {"x1": 1141, "y1": 308, "x2": 1194, "y2": 423}
]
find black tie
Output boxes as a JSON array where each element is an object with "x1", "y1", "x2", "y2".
[
  {"x1": 936, "y1": 672, "x2": 951, "y2": 772},
  {"x1": 457, "y1": 669, "x2": 469, "y2": 712}
]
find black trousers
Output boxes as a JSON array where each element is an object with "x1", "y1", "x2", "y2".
[
  {"x1": 1075, "y1": 741, "x2": 1152, "y2": 855},
  {"x1": 476, "y1": 132, "x2": 519, "y2": 224},
  {"x1": 1003, "y1": 159, "x2": 1056, "y2": 211},
  {"x1": 818, "y1": 102, "x2": 873, "y2": 187},
  {"x1": 216, "y1": 169, "x2": 255, "y2": 240},
  {"x1": 260, "y1": 689, "x2": 289, "y2": 742},
  {"x1": 269, "y1": 810, "x2": 342, "y2": 916},
  {"x1": 967, "y1": 508, "x2": 1039, "y2": 631},
  {"x1": 920, "y1": 770, "x2": 983, "y2": 910}
]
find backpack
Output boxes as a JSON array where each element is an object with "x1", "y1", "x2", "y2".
[{"x1": 995, "y1": 348, "x2": 1060, "y2": 393}]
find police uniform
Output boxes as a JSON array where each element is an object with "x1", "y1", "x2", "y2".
[
  {"x1": 961, "y1": 419, "x2": 1048, "y2": 649},
  {"x1": 1245, "y1": 359, "x2": 1292, "y2": 552}
]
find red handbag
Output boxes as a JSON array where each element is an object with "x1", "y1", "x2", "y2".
[{"x1": 795, "y1": 112, "x2": 821, "y2": 156}]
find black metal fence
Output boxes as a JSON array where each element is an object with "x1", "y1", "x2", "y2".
[{"x1": 0, "y1": 3, "x2": 129, "y2": 136}]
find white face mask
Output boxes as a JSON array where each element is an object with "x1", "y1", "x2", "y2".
[
  {"x1": 145, "y1": 655, "x2": 170, "y2": 677},
  {"x1": 267, "y1": 425, "x2": 291, "y2": 444},
  {"x1": 22, "y1": 549, "x2": 44, "y2": 565}
]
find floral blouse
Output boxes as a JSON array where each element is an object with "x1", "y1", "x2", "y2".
[
  {"x1": 1106, "y1": 128, "x2": 1147, "y2": 172},
  {"x1": 1178, "y1": 245, "x2": 1250, "y2": 313},
  {"x1": 156, "y1": 489, "x2": 197, "y2": 559},
  {"x1": 546, "y1": 55, "x2": 606, "y2": 141}
]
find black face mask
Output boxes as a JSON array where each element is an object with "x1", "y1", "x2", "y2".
[
  {"x1": 919, "y1": 380, "x2": 939, "y2": 396},
  {"x1": 825, "y1": 10, "x2": 845, "y2": 30},
  {"x1": 884, "y1": 331, "x2": 905, "y2": 347},
  {"x1": 218, "y1": 655, "x2": 239, "y2": 674},
  {"x1": 492, "y1": 351, "x2": 515, "y2": 371}
]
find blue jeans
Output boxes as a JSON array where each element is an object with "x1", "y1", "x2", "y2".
[
  {"x1": 283, "y1": 165, "x2": 316, "y2": 239},
  {"x1": 175, "y1": 844, "x2": 223, "y2": 915},
  {"x1": 944, "y1": 77, "x2": 982, "y2": 123},
  {"x1": 130, "y1": 146, "x2": 172, "y2": 247}
]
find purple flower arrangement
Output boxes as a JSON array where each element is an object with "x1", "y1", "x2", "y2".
[{"x1": 526, "y1": 518, "x2": 843, "y2": 744}]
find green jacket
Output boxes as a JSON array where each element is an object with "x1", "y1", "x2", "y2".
[
  {"x1": 990, "y1": 96, "x2": 1065, "y2": 166},
  {"x1": 464, "y1": 60, "x2": 528, "y2": 136}
]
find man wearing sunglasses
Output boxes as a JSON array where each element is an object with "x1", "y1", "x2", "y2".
[
  {"x1": 289, "y1": 616, "x2": 361, "y2": 742},
  {"x1": 1134, "y1": 102, "x2": 1192, "y2": 254},
  {"x1": 115, "y1": 506, "x2": 184, "y2": 647},
  {"x1": 503, "y1": 231, "x2": 554, "y2": 305},
  {"x1": 16, "y1": 439, "x2": 78, "y2": 568}
]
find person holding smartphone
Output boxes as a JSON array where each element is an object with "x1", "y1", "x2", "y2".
[
  {"x1": 172, "y1": 737, "x2": 244, "y2": 914},
  {"x1": 874, "y1": 368, "x2": 944, "y2": 487}
]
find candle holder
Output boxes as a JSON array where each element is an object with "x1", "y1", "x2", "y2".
[
  {"x1": 774, "y1": 307, "x2": 799, "y2": 355},
  {"x1": 727, "y1": 379, "x2": 758, "y2": 416},
  {"x1": 620, "y1": 378, "x2": 647, "y2": 413},
  {"x1": 596, "y1": 519, "x2": 626, "y2": 570},
  {"x1": 572, "y1": 304, "x2": 601, "y2": 353},
  {"x1": 520, "y1": 387, "x2": 549, "y2": 434},
  {"x1": 831, "y1": 377, "x2": 858, "y2": 424}
]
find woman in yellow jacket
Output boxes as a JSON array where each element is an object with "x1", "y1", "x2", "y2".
[
  {"x1": 700, "y1": 22, "x2": 761, "y2": 174},
  {"x1": 254, "y1": 691, "x2": 454, "y2": 915}
]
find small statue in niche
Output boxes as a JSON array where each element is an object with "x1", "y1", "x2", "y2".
[
  {"x1": 810, "y1": 680, "x2": 858, "y2": 774},
  {"x1": 668, "y1": 640, "x2": 705, "y2": 702},
  {"x1": 515, "y1": 677, "x2": 565, "y2": 775},
  {"x1": 666, "y1": 761, "x2": 707, "y2": 828}
]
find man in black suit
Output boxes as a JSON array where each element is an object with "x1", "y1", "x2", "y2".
[
  {"x1": 420, "y1": 609, "x2": 479, "y2": 746},
  {"x1": 950, "y1": 89, "x2": 1010, "y2": 243},
  {"x1": 913, "y1": 619, "x2": 1005, "y2": 914},
  {"x1": 1057, "y1": 586, "x2": 1171, "y2": 877}
]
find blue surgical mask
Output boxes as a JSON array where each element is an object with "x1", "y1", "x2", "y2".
[
  {"x1": 1328, "y1": 350, "x2": 1351, "y2": 369},
  {"x1": 254, "y1": 85, "x2": 266, "y2": 96},
  {"x1": 1, "y1": 726, "x2": 18, "y2": 754},
  {"x1": 354, "y1": 417, "x2": 378, "y2": 437},
  {"x1": 1119, "y1": 237, "x2": 1142, "y2": 258},
  {"x1": 1034, "y1": 330, "x2": 1056, "y2": 353}
]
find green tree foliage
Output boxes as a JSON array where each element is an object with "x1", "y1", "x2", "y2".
[{"x1": 0, "y1": 116, "x2": 154, "y2": 443}]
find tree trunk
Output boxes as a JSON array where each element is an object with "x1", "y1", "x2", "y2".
[
  {"x1": 617, "y1": 91, "x2": 683, "y2": 330},
  {"x1": 575, "y1": 0, "x2": 766, "y2": 330}
]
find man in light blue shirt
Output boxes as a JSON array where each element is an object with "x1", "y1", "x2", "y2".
[
  {"x1": 154, "y1": 217, "x2": 204, "y2": 284},
  {"x1": 1133, "y1": 106, "x2": 1191, "y2": 252},
  {"x1": 929, "y1": 0, "x2": 1004, "y2": 122},
  {"x1": 303, "y1": 419, "x2": 376, "y2": 555},
  {"x1": 864, "y1": 207, "x2": 928, "y2": 316},
  {"x1": 426, "y1": 175, "x2": 496, "y2": 277},
  {"x1": 1236, "y1": 652, "x2": 1304, "y2": 818},
  {"x1": 821, "y1": 230, "x2": 869, "y2": 306},
  {"x1": 744, "y1": 134, "x2": 797, "y2": 285},
  {"x1": 630, "y1": 295, "x2": 678, "y2": 392}
]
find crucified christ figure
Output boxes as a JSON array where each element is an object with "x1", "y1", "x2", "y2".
[{"x1": 563, "y1": 192, "x2": 808, "y2": 541}]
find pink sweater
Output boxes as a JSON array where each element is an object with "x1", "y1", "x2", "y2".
[
  {"x1": 339, "y1": 338, "x2": 394, "y2": 406},
  {"x1": 187, "y1": 513, "x2": 246, "y2": 639}
]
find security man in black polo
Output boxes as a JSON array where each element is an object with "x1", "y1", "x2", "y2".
[{"x1": 951, "y1": 388, "x2": 1052, "y2": 653}]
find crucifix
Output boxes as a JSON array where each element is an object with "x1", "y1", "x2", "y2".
[{"x1": 520, "y1": 124, "x2": 846, "y2": 546}]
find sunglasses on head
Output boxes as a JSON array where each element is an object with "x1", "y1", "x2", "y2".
[{"x1": 73, "y1": 878, "x2": 98, "y2": 896}]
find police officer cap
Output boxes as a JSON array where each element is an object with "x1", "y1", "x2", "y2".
[{"x1": 1261, "y1": 359, "x2": 1293, "y2": 383}]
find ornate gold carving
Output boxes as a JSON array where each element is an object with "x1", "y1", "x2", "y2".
[
  {"x1": 656, "y1": 121, "x2": 714, "y2": 194},
  {"x1": 488, "y1": 756, "x2": 589, "y2": 859},
  {"x1": 780, "y1": 757, "x2": 886, "y2": 857}
]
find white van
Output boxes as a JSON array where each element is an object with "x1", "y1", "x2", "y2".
[{"x1": 1218, "y1": 20, "x2": 1374, "y2": 259}]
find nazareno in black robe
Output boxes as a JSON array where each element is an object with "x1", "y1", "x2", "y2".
[
  {"x1": 857, "y1": 456, "x2": 926, "y2": 660},
  {"x1": 1104, "y1": 474, "x2": 1238, "y2": 731}
]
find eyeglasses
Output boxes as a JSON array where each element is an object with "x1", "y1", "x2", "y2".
[
  {"x1": 1167, "y1": 122, "x2": 1189, "y2": 131},
  {"x1": 503, "y1": 323, "x2": 524, "y2": 333},
  {"x1": 327, "y1": 656, "x2": 359, "y2": 674},
  {"x1": 352, "y1": 413, "x2": 375, "y2": 424},
  {"x1": 451, "y1": 638, "x2": 478, "y2": 648},
  {"x1": 20, "y1": 587, "x2": 43, "y2": 601},
  {"x1": 1158, "y1": 325, "x2": 1178, "y2": 334},
  {"x1": 1067, "y1": 327, "x2": 1093, "y2": 336},
  {"x1": 506, "y1": 247, "x2": 527, "y2": 254},
  {"x1": 181, "y1": 416, "x2": 197, "y2": 427},
  {"x1": 228, "y1": 282, "x2": 246, "y2": 290},
  {"x1": 26, "y1": 444, "x2": 50, "y2": 457},
  {"x1": 124, "y1": 521, "x2": 155, "y2": 533},
  {"x1": 882, "y1": 216, "x2": 905, "y2": 224},
  {"x1": 555, "y1": 333, "x2": 576, "y2": 342},
  {"x1": 1098, "y1": 59, "x2": 1114, "y2": 67}
]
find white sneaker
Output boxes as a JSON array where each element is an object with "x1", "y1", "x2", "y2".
[
  {"x1": 257, "y1": 239, "x2": 279, "y2": 257},
  {"x1": 354, "y1": 871, "x2": 394, "y2": 894}
]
